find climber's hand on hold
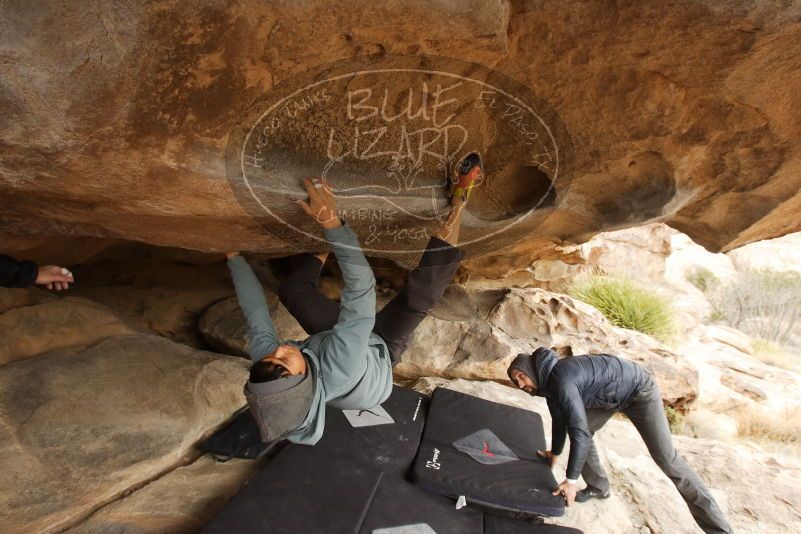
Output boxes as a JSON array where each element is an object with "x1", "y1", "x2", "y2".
[
  {"x1": 225, "y1": 252, "x2": 239, "y2": 259},
  {"x1": 35, "y1": 265, "x2": 74, "y2": 291},
  {"x1": 297, "y1": 177, "x2": 341, "y2": 230}
]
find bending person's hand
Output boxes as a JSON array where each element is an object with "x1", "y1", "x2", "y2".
[
  {"x1": 35, "y1": 265, "x2": 74, "y2": 291},
  {"x1": 553, "y1": 480, "x2": 577, "y2": 506},
  {"x1": 296, "y1": 177, "x2": 341, "y2": 230},
  {"x1": 538, "y1": 450, "x2": 559, "y2": 468}
]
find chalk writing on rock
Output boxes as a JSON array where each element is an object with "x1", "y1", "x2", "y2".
[{"x1": 225, "y1": 54, "x2": 574, "y2": 257}]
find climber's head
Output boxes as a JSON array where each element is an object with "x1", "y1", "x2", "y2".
[
  {"x1": 244, "y1": 344, "x2": 313, "y2": 442},
  {"x1": 507, "y1": 347, "x2": 561, "y2": 397},
  {"x1": 509, "y1": 366, "x2": 537, "y2": 394},
  {"x1": 252, "y1": 344, "x2": 307, "y2": 380}
]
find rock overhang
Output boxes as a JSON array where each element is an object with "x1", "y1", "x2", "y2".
[{"x1": 1, "y1": 0, "x2": 799, "y2": 274}]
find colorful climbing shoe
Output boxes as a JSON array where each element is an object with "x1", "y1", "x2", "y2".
[{"x1": 449, "y1": 152, "x2": 483, "y2": 202}]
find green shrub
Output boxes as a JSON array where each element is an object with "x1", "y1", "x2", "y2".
[
  {"x1": 569, "y1": 274, "x2": 675, "y2": 341},
  {"x1": 686, "y1": 266, "x2": 719, "y2": 292},
  {"x1": 711, "y1": 270, "x2": 801, "y2": 345}
]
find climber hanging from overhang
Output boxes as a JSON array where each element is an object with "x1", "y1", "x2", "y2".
[{"x1": 224, "y1": 153, "x2": 482, "y2": 445}]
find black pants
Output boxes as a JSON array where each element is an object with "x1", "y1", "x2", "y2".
[
  {"x1": 278, "y1": 237, "x2": 464, "y2": 365},
  {"x1": 582, "y1": 378, "x2": 732, "y2": 534}
]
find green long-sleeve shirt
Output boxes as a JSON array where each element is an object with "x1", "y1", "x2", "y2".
[{"x1": 227, "y1": 222, "x2": 393, "y2": 445}]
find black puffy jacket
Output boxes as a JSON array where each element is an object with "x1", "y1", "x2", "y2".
[
  {"x1": 528, "y1": 348, "x2": 651, "y2": 480},
  {"x1": 0, "y1": 255, "x2": 38, "y2": 288}
]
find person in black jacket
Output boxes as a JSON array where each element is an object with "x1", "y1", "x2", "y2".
[
  {"x1": 508, "y1": 347, "x2": 732, "y2": 534},
  {"x1": 0, "y1": 255, "x2": 74, "y2": 290}
]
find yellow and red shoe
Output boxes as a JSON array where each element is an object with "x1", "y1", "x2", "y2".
[{"x1": 449, "y1": 152, "x2": 483, "y2": 202}]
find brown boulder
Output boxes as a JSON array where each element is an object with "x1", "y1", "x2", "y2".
[
  {"x1": 198, "y1": 294, "x2": 307, "y2": 357},
  {"x1": 68, "y1": 258, "x2": 236, "y2": 348},
  {"x1": 0, "y1": 294, "x2": 138, "y2": 366},
  {"x1": 1, "y1": 1, "x2": 800, "y2": 272},
  {"x1": 0, "y1": 286, "x2": 55, "y2": 314},
  {"x1": 0, "y1": 332, "x2": 248, "y2": 533},
  {"x1": 398, "y1": 287, "x2": 698, "y2": 409},
  {"x1": 65, "y1": 455, "x2": 262, "y2": 534}
]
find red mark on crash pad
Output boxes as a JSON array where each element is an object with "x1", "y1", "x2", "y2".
[{"x1": 481, "y1": 442, "x2": 495, "y2": 457}]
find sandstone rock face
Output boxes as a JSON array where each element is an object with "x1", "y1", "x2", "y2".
[
  {"x1": 466, "y1": 223, "x2": 674, "y2": 290},
  {"x1": 412, "y1": 378, "x2": 801, "y2": 534},
  {"x1": 678, "y1": 323, "x2": 801, "y2": 414},
  {"x1": 0, "y1": 287, "x2": 55, "y2": 314},
  {"x1": 0, "y1": 296, "x2": 139, "y2": 366},
  {"x1": 69, "y1": 258, "x2": 236, "y2": 349},
  {"x1": 578, "y1": 223, "x2": 673, "y2": 283},
  {"x1": 599, "y1": 413, "x2": 801, "y2": 534},
  {"x1": 66, "y1": 455, "x2": 262, "y2": 534},
  {"x1": 407, "y1": 286, "x2": 698, "y2": 409},
  {"x1": 727, "y1": 231, "x2": 801, "y2": 274},
  {"x1": 2, "y1": 1, "x2": 801, "y2": 272},
  {"x1": 198, "y1": 293, "x2": 307, "y2": 356},
  {"x1": 0, "y1": 292, "x2": 249, "y2": 534}
]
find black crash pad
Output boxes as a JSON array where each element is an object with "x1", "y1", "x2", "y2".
[
  {"x1": 313, "y1": 384, "x2": 429, "y2": 479},
  {"x1": 198, "y1": 384, "x2": 427, "y2": 476},
  {"x1": 198, "y1": 406, "x2": 276, "y2": 461},
  {"x1": 483, "y1": 514, "x2": 584, "y2": 534},
  {"x1": 202, "y1": 429, "x2": 484, "y2": 533},
  {"x1": 411, "y1": 387, "x2": 566, "y2": 518},
  {"x1": 203, "y1": 388, "x2": 483, "y2": 534}
]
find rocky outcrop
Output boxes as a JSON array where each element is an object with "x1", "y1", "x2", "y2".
[
  {"x1": 412, "y1": 378, "x2": 801, "y2": 534},
  {"x1": 198, "y1": 293, "x2": 306, "y2": 356},
  {"x1": 2, "y1": 1, "x2": 801, "y2": 273},
  {"x1": 403, "y1": 286, "x2": 699, "y2": 409},
  {"x1": 0, "y1": 287, "x2": 55, "y2": 314},
  {"x1": 0, "y1": 296, "x2": 139, "y2": 366},
  {"x1": 463, "y1": 223, "x2": 674, "y2": 290},
  {"x1": 678, "y1": 323, "x2": 801, "y2": 414},
  {"x1": 0, "y1": 289, "x2": 250, "y2": 534},
  {"x1": 65, "y1": 456, "x2": 262, "y2": 534},
  {"x1": 727, "y1": 232, "x2": 801, "y2": 274},
  {"x1": 199, "y1": 283, "x2": 699, "y2": 409},
  {"x1": 68, "y1": 258, "x2": 236, "y2": 349},
  {"x1": 578, "y1": 224, "x2": 673, "y2": 283}
]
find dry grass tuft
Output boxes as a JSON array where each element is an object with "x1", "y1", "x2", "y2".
[
  {"x1": 736, "y1": 404, "x2": 801, "y2": 450},
  {"x1": 750, "y1": 339, "x2": 800, "y2": 371}
]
